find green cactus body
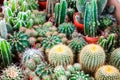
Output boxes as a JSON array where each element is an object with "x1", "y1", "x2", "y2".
[
  {"x1": 55, "y1": 0, "x2": 67, "y2": 25},
  {"x1": 69, "y1": 37, "x2": 87, "y2": 54},
  {"x1": 0, "y1": 38, "x2": 12, "y2": 67},
  {"x1": 67, "y1": 0, "x2": 76, "y2": 9},
  {"x1": 67, "y1": 65, "x2": 75, "y2": 73},
  {"x1": 36, "y1": 27, "x2": 49, "y2": 37},
  {"x1": 58, "y1": 75, "x2": 67, "y2": 80},
  {"x1": 32, "y1": 76, "x2": 40, "y2": 80},
  {"x1": 54, "y1": 66, "x2": 65, "y2": 77},
  {"x1": 35, "y1": 62, "x2": 54, "y2": 79},
  {"x1": 58, "y1": 22, "x2": 75, "y2": 37},
  {"x1": 22, "y1": 48, "x2": 44, "y2": 65},
  {"x1": 48, "y1": 44, "x2": 74, "y2": 67},
  {"x1": 42, "y1": 35, "x2": 62, "y2": 49},
  {"x1": 69, "y1": 71, "x2": 91, "y2": 80},
  {"x1": 73, "y1": 63, "x2": 82, "y2": 71},
  {"x1": 79, "y1": 44, "x2": 105, "y2": 73},
  {"x1": 95, "y1": 65, "x2": 120, "y2": 80},
  {"x1": 110, "y1": 48, "x2": 120, "y2": 70},
  {"x1": 67, "y1": 8, "x2": 75, "y2": 21},
  {"x1": 26, "y1": 0, "x2": 38, "y2": 10},
  {"x1": 1, "y1": 65, "x2": 24, "y2": 80},
  {"x1": 25, "y1": 59, "x2": 36, "y2": 71},
  {"x1": 9, "y1": 31, "x2": 29, "y2": 52}
]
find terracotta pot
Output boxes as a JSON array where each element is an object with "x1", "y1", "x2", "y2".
[
  {"x1": 38, "y1": 1, "x2": 47, "y2": 9},
  {"x1": 73, "y1": 12, "x2": 84, "y2": 31},
  {"x1": 108, "y1": 0, "x2": 120, "y2": 24},
  {"x1": 84, "y1": 36, "x2": 99, "y2": 44}
]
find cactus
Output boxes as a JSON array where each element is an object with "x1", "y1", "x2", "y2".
[
  {"x1": 35, "y1": 62, "x2": 54, "y2": 79},
  {"x1": 54, "y1": 66, "x2": 66, "y2": 77},
  {"x1": 55, "y1": 0, "x2": 67, "y2": 25},
  {"x1": 95, "y1": 65, "x2": 120, "y2": 80},
  {"x1": 69, "y1": 71, "x2": 91, "y2": 80},
  {"x1": 26, "y1": 0, "x2": 38, "y2": 10},
  {"x1": 9, "y1": 31, "x2": 29, "y2": 52},
  {"x1": 67, "y1": 65, "x2": 75, "y2": 73},
  {"x1": 79, "y1": 44, "x2": 105, "y2": 73},
  {"x1": 73, "y1": 63, "x2": 82, "y2": 71},
  {"x1": 31, "y1": 10, "x2": 46, "y2": 25},
  {"x1": 43, "y1": 22, "x2": 53, "y2": 28},
  {"x1": 48, "y1": 44, "x2": 74, "y2": 67},
  {"x1": 67, "y1": 8, "x2": 75, "y2": 21},
  {"x1": 66, "y1": 0, "x2": 76, "y2": 9},
  {"x1": 25, "y1": 59, "x2": 36, "y2": 71},
  {"x1": 109, "y1": 48, "x2": 120, "y2": 70},
  {"x1": 0, "y1": 20, "x2": 8, "y2": 39},
  {"x1": 22, "y1": 48, "x2": 44, "y2": 65},
  {"x1": 69, "y1": 37, "x2": 87, "y2": 54},
  {"x1": 32, "y1": 76, "x2": 40, "y2": 80},
  {"x1": 1, "y1": 65, "x2": 24, "y2": 80},
  {"x1": 58, "y1": 22, "x2": 75, "y2": 37},
  {"x1": 84, "y1": 0, "x2": 99, "y2": 37},
  {"x1": 98, "y1": 34, "x2": 115, "y2": 53},
  {"x1": 0, "y1": 38, "x2": 12, "y2": 67},
  {"x1": 58, "y1": 75, "x2": 67, "y2": 80},
  {"x1": 42, "y1": 35, "x2": 62, "y2": 49}
]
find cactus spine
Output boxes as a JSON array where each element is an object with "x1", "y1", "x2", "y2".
[
  {"x1": 48, "y1": 44, "x2": 74, "y2": 67},
  {"x1": 109, "y1": 48, "x2": 120, "y2": 70},
  {"x1": 84, "y1": 0, "x2": 99, "y2": 37},
  {"x1": 95, "y1": 65, "x2": 120, "y2": 80},
  {"x1": 0, "y1": 38, "x2": 12, "y2": 66},
  {"x1": 55, "y1": 0, "x2": 67, "y2": 25},
  {"x1": 79, "y1": 44, "x2": 105, "y2": 73}
]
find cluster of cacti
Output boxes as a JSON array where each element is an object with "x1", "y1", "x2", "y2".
[
  {"x1": 55, "y1": 0, "x2": 67, "y2": 25},
  {"x1": 1, "y1": 65, "x2": 24, "y2": 80},
  {"x1": 69, "y1": 37, "x2": 87, "y2": 54},
  {"x1": 0, "y1": 38, "x2": 12, "y2": 67},
  {"x1": 95, "y1": 65, "x2": 120, "y2": 80},
  {"x1": 58, "y1": 22, "x2": 75, "y2": 38},
  {"x1": 84, "y1": 0, "x2": 99, "y2": 37},
  {"x1": 9, "y1": 31, "x2": 29, "y2": 53},
  {"x1": 31, "y1": 10, "x2": 46, "y2": 25},
  {"x1": 79, "y1": 44, "x2": 105, "y2": 73},
  {"x1": 48, "y1": 44, "x2": 74, "y2": 67},
  {"x1": 109, "y1": 48, "x2": 120, "y2": 70}
]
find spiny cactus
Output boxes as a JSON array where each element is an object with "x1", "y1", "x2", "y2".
[
  {"x1": 55, "y1": 0, "x2": 67, "y2": 25},
  {"x1": 0, "y1": 20, "x2": 8, "y2": 39},
  {"x1": 0, "y1": 38, "x2": 12, "y2": 67},
  {"x1": 58, "y1": 22, "x2": 75, "y2": 38},
  {"x1": 9, "y1": 31, "x2": 29, "y2": 52},
  {"x1": 54, "y1": 66, "x2": 66, "y2": 77},
  {"x1": 57, "y1": 75, "x2": 67, "y2": 80},
  {"x1": 1, "y1": 65, "x2": 24, "y2": 80},
  {"x1": 22, "y1": 48, "x2": 44, "y2": 65},
  {"x1": 66, "y1": 0, "x2": 76, "y2": 9},
  {"x1": 35, "y1": 62, "x2": 54, "y2": 79},
  {"x1": 73, "y1": 63, "x2": 82, "y2": 71},
  {"x1": 43, "y1": 22, "x2": 53, "y2": 28},
  {"x1": 67, "y1": 8, "x2": 75, "y2": 21},
  {"x1": 79, "y1": 44, "x2": 105, "y2": 73},
  {"x1": 95, "y1": 65, "x2": 120, "y2": 80},
  {"x1": 26, "y1": 0, "x2": 38, "y2": 10},
  {"x1": 31, "y1": 10, "x2": 46, "y2": 25},
  {"x1": 109, "y1": 48, "x2": 120, "y2": 70},
  {"x1": 42, "y1": 35, "x2": 62, "y2": 49},
  {"x1": 69, "y1": 37, "x2": 87, "y2": 54},
  {"x1": 48, "y1": 44, "x2": 74, "y2": 67},
  {"x1": 25, "y1": 59, "x2": 36, "y2": 71},
  {"x1": 84, "y1": 0, "x2": 99, "y2": 37}
]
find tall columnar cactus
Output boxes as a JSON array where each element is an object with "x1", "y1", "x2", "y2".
[
  {"x1": 79, "y1": 44, "x2": 105, "y2": 73},
  {"x1": 69, "y1": 37, "x2": 87, "y2": 54},
  {"x1": 35, "y1": 62, "x2": 54, "y2": 79},
  {"x1": 0, "y1": 38, "x2": 12, "y2": 67},
  {"x1": 42, "y1": 35, "x2": 62, "y2": 49},
  {"x1": 1, "y1": 65, "x2": 24, "y2": 80},
  {"x1": 84, "y1": 0, "x2": 99, "y2": 37},
  {"x1": 95, "y1": 65, "x2": 120, "y2": 80},
  {"x1": 58, "y1": 22, "x2": 75, "y2": 37},
  {"x1": 0, "y1": 20, "x2": 8, "y2": 39},
  {"x1": 48, "y1": 44, "x2": 74, "y2": 67},
  {"x1": 9, "y1": 31, "x2": 29, "y2": 52},
  {"x1": 55, "y1": 0, "x2": 67, "y2": 25},
  {"x1": 109, "y1": 48, "x2": 120, "y2": 70}
]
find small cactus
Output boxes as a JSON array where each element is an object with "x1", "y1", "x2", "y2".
[
  {"x1": 95, "y1": 65, "x2": 120, "y2": 80},
  {"x1": 58, "y1": 22, "x2": 75, "y2": 38},
  {"x1": 54, "y1": 66, "x2": 66, "y2": 77},
  {"x1": 25, "y1": 59, "x2": 36, "y2": 71},
  {"x1": 73, "y1": 63, "x2": 82, "y2": 71},
  {"x1": 109, "y1": 48, "x2": 120, "y2": 70},
  {"x1": 79, "y1": 44, "x2": 105, "y2": 73},
  {"x1": 48, "y1": 44, "x2": 74, "y2": 67},
  {"x1": 69, "y1": 37, "x2": 87, "y2": 54},
  {"x1": 1, "y1": 65, "x2": 24, "y2": 80}
]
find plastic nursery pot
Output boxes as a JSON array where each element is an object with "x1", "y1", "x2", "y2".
[
  {"x1": 84, "y1": 36, "x2": 99, "y2": 44},
  {"x1": 38, "y1": 0, "x2": 47, "y2": 10},
  {"x1": 73, "y1": 12, "x2": 84, "y2": 32}
]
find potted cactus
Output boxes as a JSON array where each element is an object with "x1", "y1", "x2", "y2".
[{"x1": 83, "y1": 0, "x2": 100, "y2": 44}]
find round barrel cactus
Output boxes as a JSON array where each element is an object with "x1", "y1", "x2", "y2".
[
  {"x1": 78, "y1": 44, "x2": 105, "y2": 73},
  {"x1": 109, "y1": 48, "x2": 120, "y2": 70},
  {"x1": 48, "y1": 44, "x2": 74, "y2": 67},
  {"x1": 95, "y1": 65, "x2": 120, "y2": 80}
]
